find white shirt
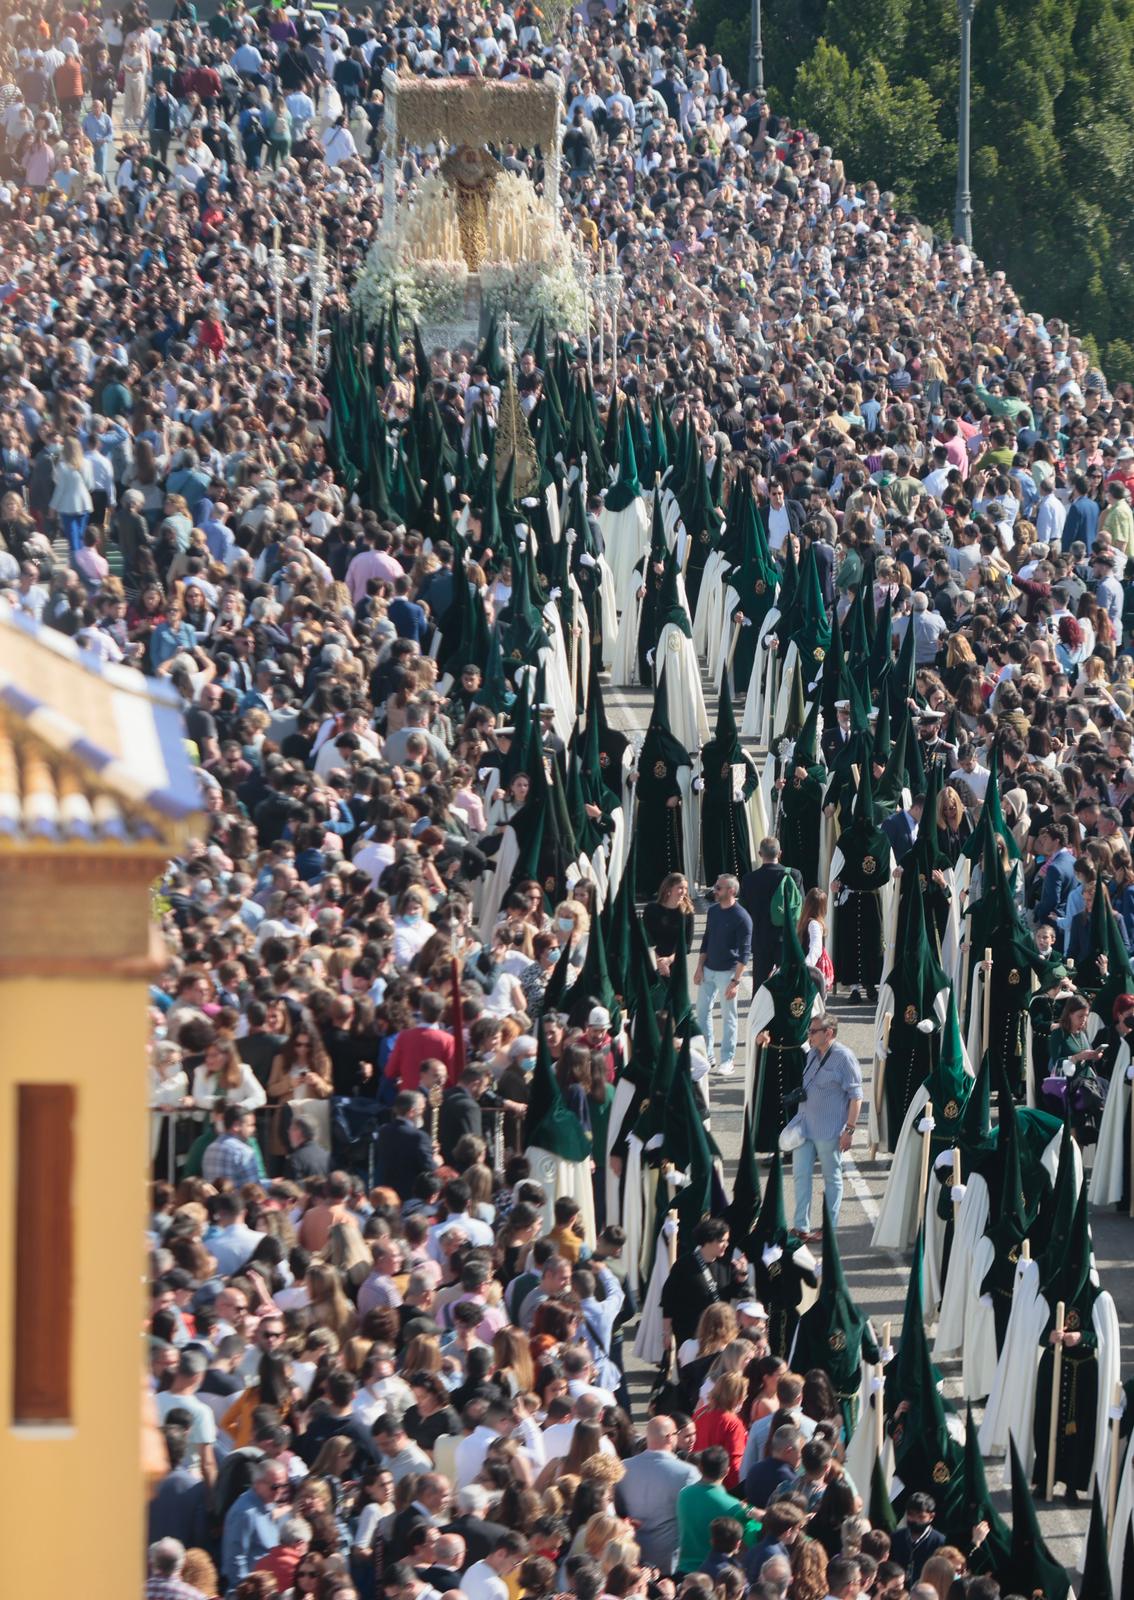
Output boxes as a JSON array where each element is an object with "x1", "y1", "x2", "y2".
[
  {"x1": 352, "y1": 838, "x2": 395, "y2": 888},
  {"x1": 352, "y1": 1376, "x2": 416, "y2": 1428},
  {"x1": 461, "y1": 1561, "x2": 508, "y2": 1600},
  {"x1": 427, "y1": 1212, "x2": 494, "y2": 1263},
  {"x1": 766, "y1": 502, "x2": 791, "y2": 553},
  {"x1": 454, "y1": 1424, "x2": 500, "y2": 1488},
  {"x1": 1036, "y1": 492, "x2": 1062, "y2": 550}
]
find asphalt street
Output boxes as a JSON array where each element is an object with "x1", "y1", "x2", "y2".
[{"x1": 603, "y1": 668, "x2": 1128, "y2": 1581}]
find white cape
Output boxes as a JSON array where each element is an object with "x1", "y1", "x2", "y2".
[
  {"x1": 527, "y1": 1145, "x2": 597, "y2": 1249},
  {"x1": 1090, "y1": 1037, "x2": 1131, "y2": 1208}
]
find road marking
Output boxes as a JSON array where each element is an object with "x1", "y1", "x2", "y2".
[{"x1": 844, "y1": 1155, "x2": 879, "y2": 1226}]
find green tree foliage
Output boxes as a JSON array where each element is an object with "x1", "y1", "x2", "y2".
[
  {"x1": 793, "y1": 43, "x2": 944, "y2": 209},
  {"x1": 689, "y1": 0, "x2": 1134, "y2": 370}
]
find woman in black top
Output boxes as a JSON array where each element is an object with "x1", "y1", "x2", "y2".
[
  {"x1": 402, "y1": 1372, "x2": 460, "y2": 1452},
  {"x1": 642, "y1": 872, "x2": 695, "y2": 975}
]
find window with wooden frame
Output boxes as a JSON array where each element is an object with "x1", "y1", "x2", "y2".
[{"x1": 13, "y1": 1085, "x2": 75, "y2": 1424}]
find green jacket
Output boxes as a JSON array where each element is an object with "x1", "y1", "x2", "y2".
[
  {"x1": 676, "y1": 1481, "x2": 760, "y2": 1571},
  {"x1": 972, "y1": 384, "x2": 1034, "y2": 426}
]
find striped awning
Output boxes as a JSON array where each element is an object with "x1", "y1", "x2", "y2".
[{"x1": 0, "y1": 610, "x2": 203, "y2": 849}]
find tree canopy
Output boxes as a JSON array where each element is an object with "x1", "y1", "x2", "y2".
[{"x1": 690, "y1": 0, "x2": 1134, "y2": 380}]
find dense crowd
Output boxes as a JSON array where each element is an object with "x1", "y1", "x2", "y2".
[{"x1": 5, "y1": 0, "x2": 1134, "y2": 1599}]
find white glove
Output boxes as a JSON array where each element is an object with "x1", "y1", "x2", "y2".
[
  {"x1": 579, "y1": 552, "x2": 597, "y2": 568},
  {"x1": 916, "y1": 1018, "x2": 936, "y2": 1035},
  {"x1": 477, "y1": 766, "x2": 495, "y2": 782},
  {"x1": 666, "y1": 1167, "x2": 691, "y2": 1192},
  {"x1": 741, "y1": 616, "x2": 752, "y2": 627},
  {"x1": 692, "y1": 776, "x2": 705, "y2": 792},
  {"x1": 979, "y1": 1294, "x2": 994, "y2": 1309},
  {"x1": 870, "y1": 1375, "x2": 884, "y2": 1395},
  {"x1": 950, "y1": 1184, "x2": 967, "y2": 1204},
  {"x1": 444, "y1": 473, "x2": 456, "y2": 492},
  {"x1": 661, "y1": 1216, "x2": 678, "y2": 1240},
  {"x1": 762, "y1": 1244, "x2": 783, "y2": 1268},
  {"x1": 879, "y1": 1345, "x2": 895, "y2": 1365},
  {"x1": 1125, "y1": 1064, "x2": 1134, "y2": 1082},
  {"x1": 1110, "y1": 1398, "x2": 1128, "y2": 1422},
  {"x1": 934, "y1": 1150, "x2": 955, "y2": 1172},
  {"x1": 549, "y1": 586, "x2": 562, "y2": 600},
  {"x1": 646, "y1": 648, "x2": 655, "y2": 666},
  {"x1": 918, "y1": 1115, "x2": 936, "y2": 1134}
]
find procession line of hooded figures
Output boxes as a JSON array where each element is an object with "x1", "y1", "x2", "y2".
[{"x1": 326, "y1": 318, "x2": 1134, "y2": 1596}]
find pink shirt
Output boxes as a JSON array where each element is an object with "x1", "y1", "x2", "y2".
[{"x1": 345, "y1": 549, "x2": 406, "y2": 603}]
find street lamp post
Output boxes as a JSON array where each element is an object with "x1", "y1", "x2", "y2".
[
  {"x1": 749, "y1": 0, "x2": 765, "y2": 96},
  {"x1": 954, "y1": 0, "x2": 974, "y2": 246}
]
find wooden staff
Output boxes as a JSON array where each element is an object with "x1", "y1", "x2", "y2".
[
  {"x1": 981, "y1": 945, "x2": 992, "y2": 1059},
  {"x1": 918, "y1": 1099, "x2": 934, "y2": 1217},
  {"x1": 726, "y1": 617, "x2": 742, "y2": 677},
  {"x1": 952, "y1": 1147, "x2": 963, "y2": 1220},
  {"x1": 875, "y1": 1319, "x2": 891, "y2": 1460},
  {"x1": 1046, "y1": 1300, "x2": 1066, "y2": 1500},
  {"x1": 1110, "y1": 1380, "x2": 1124, "y2": 1531},
  {"x1": 1021, "y1": 1238, "x2": 1030, "y2": 1261},
  {"x1": 869, "y1": 1012, "x2": 892, "y2": 1162}
]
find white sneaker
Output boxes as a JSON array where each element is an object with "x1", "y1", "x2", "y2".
[{"x1": 716, "y1": 1058, "x2": 736, "y2": 1075}]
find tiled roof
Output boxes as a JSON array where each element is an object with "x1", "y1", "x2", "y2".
[{"x1": 0, "y1": 610, "x2": 203, "y2": 849}]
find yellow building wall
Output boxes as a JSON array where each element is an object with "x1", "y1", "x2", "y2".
[{"x1": 0, "y1": 973, "x2": 149, "y2": 1595}]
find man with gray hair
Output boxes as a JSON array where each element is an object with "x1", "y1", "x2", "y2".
[
  {"x1": 792, "y1": 1013, "x2": 862, "y2": 1238},
  {"x1": 895, "y1": 589, "x2": 947, "y2": 665},
  {"x1": 252, "y1": 1514, "x2": 312, "y2": 1591},
  {"x1": 146, "y1": 1538, "x2": 206, "y2": 1600},
  {"x1": 758, "y1": 1554, "x2": 791, "y2": 1597},
  {"x1": 693, "y1": 873, "x2": 752, "y2": 1076}
]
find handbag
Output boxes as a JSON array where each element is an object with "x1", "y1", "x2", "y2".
[{"x1": 778, "y1": 1113, "x2": 806, "y2": 1153}]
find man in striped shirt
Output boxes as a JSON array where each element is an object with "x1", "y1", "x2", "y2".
[{"x1": 791, "y1": 1014, "x2": 863, "y2": 1240}]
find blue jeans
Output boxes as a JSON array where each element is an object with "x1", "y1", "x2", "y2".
[
  {"x1": 59, "y1": 511, "x2": 89, "y2": 559},
  {"x1": 695, "y1": 967, "x2": 739, "y2": 1065},
  {"x1": 792, "y1": 1135, "x2": 844, "y2": 1232}
]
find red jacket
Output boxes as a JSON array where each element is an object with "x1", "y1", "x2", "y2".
[
  {"x1": 384, "y1": 1024, "x2": 457, "y2": 1089},
  {"x1": 693, "y1": 1407, "x2": 748, "y2": 1490},
  {"x1": 197, "y1": 316, "x2": 226, "y2": 355},
  {"x1": 254, "y1": 1544, "x2": 303, "y2": 1590}
]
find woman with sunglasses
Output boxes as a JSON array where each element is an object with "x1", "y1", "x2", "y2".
[{"x1": 283, "y1": 1549, "x2": 325, "y2": 1599}]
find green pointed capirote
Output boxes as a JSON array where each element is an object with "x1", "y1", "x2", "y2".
[
  {"x1": 1001, "y1": 1434, "x2": 1072, "y2": 1600},
  {"x1": 525, "y1": 1029, "x2": 592, "y2": 1161}
]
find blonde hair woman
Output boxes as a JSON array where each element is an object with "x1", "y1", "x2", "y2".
[
  {"x1": 305, "y1": 1261, "x2": 357, "y2": 1340},
  {"x1": 191, "y1": 1040, "x2": 266, "y2": 1111},
  {"x1": 50, "y1": 434, "x2": 95, "y2": 557},
  {"x1": 492, "y1": 1327, "x2": 534, "y2": 1397},
  {"x1": 324, "y1": 1216, "x2": 372, "y2": 1291},
  {"x1": 692, "y1": 1370, "x2": 749, "y2": 1489},
  {"x1": 554, "y1": 899, "x2": 591, "y2": 974},
  {"x1": 678, "y1": 1302, "x2": 738, "y2": 1370}
]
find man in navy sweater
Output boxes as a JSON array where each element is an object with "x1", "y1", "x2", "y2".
[
  {"x1": 694, "y1": 874, "x2": 752, "y2": 1075},
  {"x1": 1034, "y1": 822, "x2": 1076, "y2": 930}
]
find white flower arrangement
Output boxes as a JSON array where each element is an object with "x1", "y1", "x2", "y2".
[
  {"x1": 480, "y1": 244, "x2": 586, "y2": 330},
  {"x1": 353, "y1": 237, "x2": 469, "y2": 328}
]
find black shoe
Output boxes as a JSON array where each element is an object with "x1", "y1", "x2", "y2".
[
  {"x1": 1064, "y1": 1486, "x2": 1080, "y2": 1506},
  {"x1": 867, "y1": 986, "x2": 878, "y2": 1004},
  {"x1": 848, "y1": 987, "x2": 862, "y2": 1004}
]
